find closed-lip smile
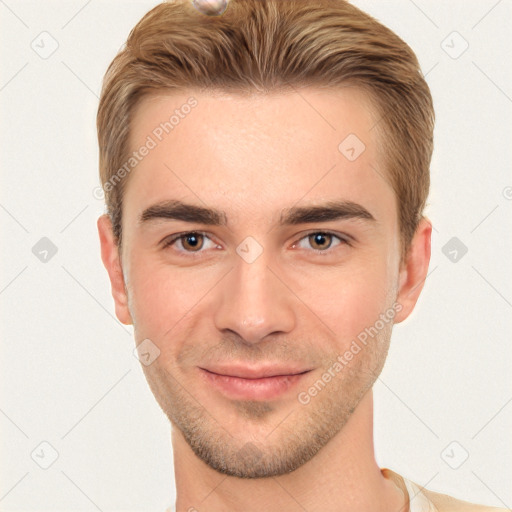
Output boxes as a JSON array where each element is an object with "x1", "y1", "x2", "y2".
[{"x1": 198, "y1": 364, "x2": 312, "y2": 400}]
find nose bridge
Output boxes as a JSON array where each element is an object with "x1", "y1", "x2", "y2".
[{"x1": 213, "y1": 249, "x2": 296, "y2": 344}]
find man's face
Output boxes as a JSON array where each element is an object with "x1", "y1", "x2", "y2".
[{"x1": 113, "y1": 87, "x2": 405, "y2": 477}]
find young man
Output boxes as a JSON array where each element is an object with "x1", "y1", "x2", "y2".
[{"x1": 97, "y1": 1, "x2": 506, "y2": 510}]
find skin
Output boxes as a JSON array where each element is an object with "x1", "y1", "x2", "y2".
[{"x1": 98, "y1": 86, "x2": 431, "y2": 512}]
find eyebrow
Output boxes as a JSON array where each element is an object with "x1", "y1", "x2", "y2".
[
  {"x1": 280, "y1": 200, "x2": 375, "y2": 225},
  {"x1": 138, "y1": 199, "x2": 376, "y2": 227},
  {"x1": 139, "y1": 200, "x2": 227, "y2": 226}
]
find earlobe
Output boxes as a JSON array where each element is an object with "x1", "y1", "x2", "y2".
[
  {"x1": 97, "y1": 214, "x2": 133, "y2": 325},
  {"x1": 394, "y1": 217, "x2": 432, "y2": 324}
]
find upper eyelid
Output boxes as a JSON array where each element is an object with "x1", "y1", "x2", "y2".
[
  {"x1": 299, "y1": 229, "x2": 352, "y2": 243},
  {"x1": 291, "y1": 231, "x2": 352, "y2": 250},
  {"x1": 162, "y1": 230, "x2": 213, "y2": 248}
]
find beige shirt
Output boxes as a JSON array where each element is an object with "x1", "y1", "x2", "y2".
[
  {"x1": 382, "y1": 468, "x2": 508, "y2": 512},
  {"x1": 165, "y1": 469, "x2": 508, "y2": 511}
]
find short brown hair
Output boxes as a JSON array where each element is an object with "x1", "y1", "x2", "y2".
[{"x1": 97, "y1": 0, "x2": 434, "y2": 259}]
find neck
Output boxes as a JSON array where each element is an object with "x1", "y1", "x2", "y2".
[{"x1": 171, "y1": 390, "x2": 405, "y2": 512}]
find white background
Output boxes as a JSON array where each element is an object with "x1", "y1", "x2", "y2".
[{"x1": 1, "y1": 0, "x2": 511, "y2": 510}]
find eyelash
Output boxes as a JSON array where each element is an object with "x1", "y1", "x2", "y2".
[{"x1": 161, "y1": 230, "x2": 351, "y2": 257}]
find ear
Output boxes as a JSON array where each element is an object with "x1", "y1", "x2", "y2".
[
  {"x1": 394, "y1": 217, "x2": 432, "y2": 324},
  {"x1": 97, "y1": 214, "x2": 133, "y2": 325}
]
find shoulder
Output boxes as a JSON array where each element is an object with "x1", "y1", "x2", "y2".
[
  {"x1": 382, "y1": 468, "x2": 508, "y2": 512},
  {"x1": 421, "y1": 486, "x2": 508, "y2": 512}
]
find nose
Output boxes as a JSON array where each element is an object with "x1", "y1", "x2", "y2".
[{"x1": 213, "y1": 253, "x2": 296, "y2": 345}]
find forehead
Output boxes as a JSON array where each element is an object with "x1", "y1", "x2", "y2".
[{"x1": 125, "y1": 87, "x2": 393, "y2": 226}]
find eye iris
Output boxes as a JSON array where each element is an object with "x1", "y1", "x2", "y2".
[
  {"x1": 309, "y1": 233, "x2": 332, "y2": 250},
  {"x1": 183, "y1": 233, "x2": 204, "y2": 251}
]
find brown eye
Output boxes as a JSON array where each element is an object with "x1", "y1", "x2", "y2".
[
  {"x1": 292, "y1": 231, "x2": 348, "y2": 253},
  {"x1": 181, "y1": 232, "x2": 204, "y2": 251},
  {"x1": 308, "y1": 232, "x2": 333, "y2": 251}
]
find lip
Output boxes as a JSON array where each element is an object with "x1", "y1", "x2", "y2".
[
  {"x1": 199, "y1": 366, "x2": 312, "y2": 401},
  {"x1": 201, "y1": 364, "x2": 311, "y2": 379}
]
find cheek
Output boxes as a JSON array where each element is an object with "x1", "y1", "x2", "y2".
[
  {"x1": 293, "y1": 256, "x2": 393, "y2": 346},
  {"x1": 125, "y1": 254, "x2": 212, "y2": 343}
]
